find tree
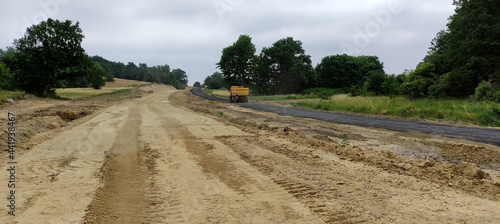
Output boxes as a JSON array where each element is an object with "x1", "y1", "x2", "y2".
[
  {"x1": 172, "y1": 68, "x2": 188, "y2": 85},
  {"x1": 217, "y1": 35, "x2": 256, "y2": 86},
  {"x1": 91, "y1": 56, "x2": 115, "y2": 82},
  {"x1": 316, "y1": 54, "x2": 386, "y2": 95},
  {"x1": 125, "y1": 62, "x2": 139, "y2": 80},
  {"x1": 421, "y1": 0, "x2": 500, "y2": 98},
  {"x1": 86, "y1": 62, "x2": 106, "y2": 89},
  {"x1": 255, "y1": 37, "x2": 316, "y2": 94},
  {"x1": 316, "y1": 54, "x2": 362, "y2": 90},
  {"x1": 423, "y1": 30, "x2": 451, "y2": 76},
  {"x1": 203, "y1": 72, "x2": 226, "y2": 89},
  {"x1": 363, "y1": 71, "x2": 386, "y2": 95},
  {"x1": 193, "y1": 82, "x2": 201, "y2": 88},
  {"x1": 61, "y1": 56, "x2": 106, "y2": 89},
  {"x1": 446, "y1": 0, "x2": 500, "y2": 96},
  {"x1": 137, "y1": 63, "x2": 148, "y2": 81},
  {"x1": 166, "y1": 72, "x2": 182, "y2": 89},
  {"x1": 0, "y1": 62, "x2": 15, "y2": 90},
  {"x1": 0, "y1": 47, "x2": 16, "y2": 62},
  {"x1": 381, "y1": 74, "x2": 403, "y2": 96},
  {"x1": 156, "y1": 64, "x2": 171, "y2": 84},
  {"x1": 400, "y1": 63, "x2": 438, "y2": 98},
  {"x1": 10, "y1": 19, "x2": 88, "y2": 96}
]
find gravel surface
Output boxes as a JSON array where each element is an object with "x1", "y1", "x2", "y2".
[{"x1": 191, "y1": 88, "x2": 500, "y2": 146}]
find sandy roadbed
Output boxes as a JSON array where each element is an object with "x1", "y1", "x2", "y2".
[{"x1": 1, "y1": 86, "x2": 499, "y2": 223}]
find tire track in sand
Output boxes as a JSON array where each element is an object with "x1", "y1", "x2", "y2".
[{"x1": 83, "y1": 104, "x2": 152, "y2": 223}]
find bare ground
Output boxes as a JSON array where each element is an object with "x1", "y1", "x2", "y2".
[{"x1": 1, "y1": 85, "x2": 499, "y2": 223}]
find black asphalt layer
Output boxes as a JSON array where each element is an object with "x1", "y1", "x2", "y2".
[{"x1": 191, "y1": 88, "x2": 500, "y2": 146}]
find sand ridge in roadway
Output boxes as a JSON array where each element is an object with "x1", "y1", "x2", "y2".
[{"x1": 1, "y1": 85, "x2": 499, "y2": 223}]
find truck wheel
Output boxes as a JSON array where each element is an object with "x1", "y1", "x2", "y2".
[{"x1": 240, "y1": 96, "x2": 248, "y2": 103}]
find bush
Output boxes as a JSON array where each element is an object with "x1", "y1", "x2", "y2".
[
  {"x1": 204, "y1": 72, "x2": 226, "y2": 89},
  {"x1": 476, "y1": 103, "x2": 500, "y2": 126},
  {"x1": 471, "y1": 81, "x2": 493, "y2": 101},
  {"x1": 0, "y1": 63, "x2": 15, "y2": 90},
  {"x1": 400, "y1": 63, "x2": 437, "y2": 98},
  {"x1": 493, "y1": 90, "x2": 500, "y2": 103},
  {"x1": 303, "y1": 88, "x2": 344, "y2": 99}
]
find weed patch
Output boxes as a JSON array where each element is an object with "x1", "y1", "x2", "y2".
[
  {"x1": 0, "y1": 90, "x2": 26, "y2": 104},
  {"x1": 294, "y1": 95, "x2": 500, "y2": 127}
]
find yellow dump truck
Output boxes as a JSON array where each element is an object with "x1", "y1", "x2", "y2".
[{"x1": 229, "y1": 86, "x2": 249, "y2": 103}]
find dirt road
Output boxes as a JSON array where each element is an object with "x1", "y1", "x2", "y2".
[{"x1": 2, "y1": 85, "x2": 500, "y2": 223}]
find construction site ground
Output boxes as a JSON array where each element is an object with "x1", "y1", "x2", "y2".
[{"x1": 1, "y1": 84, "x2": 499, "y2": 223}]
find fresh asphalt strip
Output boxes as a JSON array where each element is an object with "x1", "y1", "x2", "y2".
[{"x1": 191, "y1": 88, "x2": 500, "y2": 146}]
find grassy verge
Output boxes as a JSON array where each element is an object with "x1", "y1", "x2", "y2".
[
  {"x1": 292, "y1": 95, "x2": 500, "y2": 127},
  {"x1": 56, "y1": 87, "x2": 136, "y2": 100},
  {"x1": 90, "y1": 88, "x2": 137, "y2": 101},
  {"x1": 252, "y1": 94, "x2": 320, "y2": 101},
  {"x1": 202, "y1": 89, "x2": 230, "y2": 98},
  {"x1": 0, "y1": 90, "x2": 26, "y2": 105},
  {"x1": 202, "y1": 89, "x2": 321, "y2": 101}
]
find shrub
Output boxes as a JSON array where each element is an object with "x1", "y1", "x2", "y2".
[
  {"x1": 472, "y1": 81, "x2": 494, "y2": 101},
  {"x1": 0, "y1": 63, "x2": 16, "y2": 90},
  {"x1": 303, "y1": 88, "x2": 344, "y2": 99},
  {"x1": 493, "y1": 90, "x2": 500, "y2": 103}
]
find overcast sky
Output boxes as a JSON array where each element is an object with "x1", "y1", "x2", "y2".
[{"x1": 1, "y1": 0, "x2": 456, "y2": 85}]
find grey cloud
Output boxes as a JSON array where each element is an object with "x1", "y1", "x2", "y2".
[{"x1": 1, "y1": 0, "x2": 455, "y2": 85}]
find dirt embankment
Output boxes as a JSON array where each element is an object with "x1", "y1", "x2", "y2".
[
  {"x1": 177, "y1": 90, "x2": 500, "y2": 199},
  {"x1": 0, "y1": 84, "x2": 155, "y2": 164},
  {"x1": 170, "y1": 89, "x2": 500, "y2": 223},
  {"x1": 190, "y1": 89, "x2": 500, "y2": 182}
]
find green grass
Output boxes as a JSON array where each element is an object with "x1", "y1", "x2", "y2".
[
  {"x1": 0, "y1": 90, "x2": 26, "y2": 105},
  {"x1": 251, "y1": 94, "x2": 320, "y2": 101},
  {"x1": 90, "y1": 88, "x2": 136, "y2": 101},
  {"x1": 56, "y1": 87, "x2": 135, "y2": 100},
  {"x1": 202, "y1": 89, "x2": 322, "y2": 101},
  {"x1": 292, "y1": 94, "x2": 500, "y2": 127},
  {"x1": 202, "y1": 89, "x2": 230, "y2": 98},
  {"x1": 202, "y1": 89, "x2": 214, "y2": 94}
]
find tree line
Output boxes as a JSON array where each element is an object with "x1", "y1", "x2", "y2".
[
  {"x1": 90, "y1": 56, "x2": 188, "y2": 89},
  {"x1": 403, "y1": 0, "x2": 499, "y2": 100},
  {"x1": 212, "y1": 34, "x2": 398, "y2": 96},
  {"x1": 210, "y1": 0, "x2": 499, "y2": 101},
  {"x1": 0, "y1": 18, "x2": 188, "y2": 96}
]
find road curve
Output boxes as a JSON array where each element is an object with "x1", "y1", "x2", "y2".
[{"x1": 191, "y1": 88, "x2": 500, "y2": 146}]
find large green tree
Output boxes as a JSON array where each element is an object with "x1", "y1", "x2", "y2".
[
  {"x1": 417, "y1": 0, "x2": 500, "y2": 98},
  {"x1": 85, "y1": 62, "x2": 107, "y2": 89},
  {"x1": 0, "y1": 62, "x2": 14, "y2": 90},
  {"x1": 9, "y1": 19, "x2": 88, "y2": 96},
  {"x1": 172, "y1": 68, "x2": 188, "y2": 85},
  {"x1": 316, "y1": 54, "x2": 385, "y2": 94},
  {"x1": 400, "y1": 63, "x2": 438, "y2": 98},
  {"x1": 316, "y1": 54, "x2": 362, "y2": 90},
  {"x1": 91, "y1": 56, "x2": 116, "y2": 82},
  {"x1": 255, "y1": 37, "x2": 316, "y2": 94},
  {"x1": 203, "y1": 72, "x2": 226, "y2": 89},
  {"x1": 217, "y1": 35, "x2": 256, "y2": 86}
]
